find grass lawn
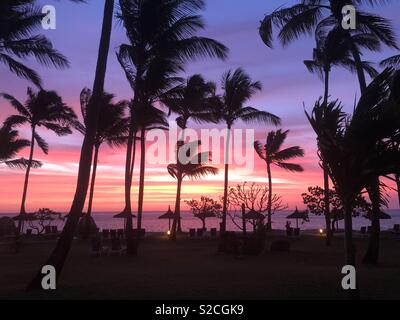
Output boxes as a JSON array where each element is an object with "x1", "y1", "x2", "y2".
[{"x1": 1, "y1": 233, "x2": 400, "y2": 300}]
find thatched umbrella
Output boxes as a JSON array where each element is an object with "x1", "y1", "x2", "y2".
[
  {"x1": 286, "y1": 207, "x2": 309, "y2": 228},
  {"x1": 113, "y1": 211, "x2": 137, "y2": 219},
  {"x1": 158, "y1": 206, "x2": 176, "y2": 230}
]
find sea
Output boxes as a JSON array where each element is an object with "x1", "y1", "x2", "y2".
[{"x1": 1, "y1": 209, "x2": 400, "y2": 233}]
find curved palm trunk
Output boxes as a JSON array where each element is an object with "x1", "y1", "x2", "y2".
[
  {"x1": 83, "y1": 143, "x2": 100, "y2": 239},
  {"x1": 17, "y1": 125, "x2": 36, "y2": 235},
  {"x1": 363, "y1": 179, "x2": 381, "y2": 264},
  {"x1": 266, "y1": 161, "x2": 273, "y2": 230},
  {"x1": 171, "y1": 176, "x2": 183, "y2": 240},
  {"x1": 124, "y1": 125, "x2": 137, "y2": 255},
  {"x1": 28, "y1": 0, "x2": 114, "y2": 290},
  {"x1": 136, "y1": 128, "x2": 146, "y2": 241},
  {"x1": 176, "y1": 128, "x2": 186, "y2": 233},
  {"x1": 221, "y1": 125, "x2": 231, "y2": 233},
  {"x1": 349, "y1": 42, "x2": 367, "y2": 94}
]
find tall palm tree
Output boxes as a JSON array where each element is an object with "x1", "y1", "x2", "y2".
[
  {"x1": 0, "y1": 124, "x2": 38, "y2": 169},
  {"x1": 254, "y1": 130, "x2": 305, "y2": 230},
  {"x1": 0, "y1": 0, "x2": 70, "y2": 87},
  {"x1": 168, "y1": 141, "x2": 218, "y2": 239},
  {"x1": 78, "y1": 88, "x2": 129, "y2": 219},
  {"x1": 216, "y1": 68, "x2": 281, "y2": 233},
  {"x1": 259, "y1": 0, "x2": 397, "y2": 94},
  {"x1": 117, "y1": 0, "x2": 228, "y2": 251},
  {"x1": 161, "y1": 74, "x2": 218, "y2": 231},
  {"x1": 304, "y1": 27, "x2": 378, "y2": 245},
  {"x1": 28, "y1": 0, "x2": 115, "y2": 289},
  {"x1": 1, "y1": 88, "x2": 76, "y2": 234},
  {"x1": 381, "y1": 53, "x2": 400, "y2": 69}
]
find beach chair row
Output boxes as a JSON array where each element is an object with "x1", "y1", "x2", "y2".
[
  {"x1": 100, "y1": 228, "x2": 145, "y2": 240},
  {"x1": 188, "y1": 228, "x2": 217, "y2": 238}
]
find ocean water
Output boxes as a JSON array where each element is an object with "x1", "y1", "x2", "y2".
[{"x1": 1, "y1": 210, "x2": 400, "y2": 233}]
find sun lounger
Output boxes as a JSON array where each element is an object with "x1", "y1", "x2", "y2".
[
  {"x1": 132, "y1": 228, "x2": 145, "y2": 239},
  {"x1": 117, "y1": 229, "x2": 124, "y2": 239},
  {"x1": 26, "y1": 229, "x2": 32, "y2": 236},
  {"x1": 210, "y1": 228, "x2": 217, "y2": 237},
  {"x1": 394, "y1": 224, "x2": 400, "y2": 232},
  {"x1": 51, "y1": 226, "x2": 58, "y2": 234},
  {"x1": 89, "y1": 236, "x2": 108, "y2": 256},
  {"x1": 361, "y1": 226, "x2": 367, "y2": 234},
  {"x1": 197, "y1": 228, "x2": 204, "y2": 237},
  {"x1": 110, "y1": 229, "x2": 117, "y2": 239},
  {"x1": 109, "y1": 238, "x2": 124, "y2": 256},
  {"x1": 102, "y1": 229, "x2": 110, "y2": 240},
  {"x1": 189, "y1": 228, "x2": 196, "y2": 238},
  {"x1": 44, "y1": 225, "x2": 52, "y2": 234}
]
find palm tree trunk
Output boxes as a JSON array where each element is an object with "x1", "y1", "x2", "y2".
[
  {"x1": 221, "y1": 125, "x2": 231, "y2": 233},
  {"x1": 17, "y1": 125, "x2": 36, "y2": 235},
  {"x1": 343, "y1": 201, "x2": 356, "y2": 266},
  {"x1": 363, "y1": 179, "x2": 381, "y2": 264},
  {"x1": 266, "y1": 161, "x2": 273, "y2": 230},
  {"x1": 83, "y1": 143, "x2": 100, "y2": 239},
  {"x1": 321, "y1": 67, "x2": 332, "y2": 246},
  {"x1": 396, "y1": 174, "x2": 400, "y2": 209},
  {"x1": 124, "y1": 125, "x2": 137, "y2": 255},
  {"x1": 86, "y1": 144, "x2": 99, "y2": 217},
  {"x1": 28, "y1": 0, "x2": 114, "y2": 290},
  {"x1": 136, "y1": 128, "x2": 146, "y2": 240},
  {"x1": 176, "y1": 129, "x2": 186, "y2": 233},
  {"x1": 171, "y1": 177, "x2": 183, "y2": 240}
]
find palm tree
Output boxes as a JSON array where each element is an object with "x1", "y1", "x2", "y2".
[
  {"x1": 304, "y1": 27, "x2": 378, "y2": 245},
  {"x1": 216, "y1": 68, "x2": 281, "y2": 233},
  {"x1": 161, "y1": 74, "x2": 219, "y2": 231},
  {"x1": 259, "y1": 0, "x2": 397, "y2": 94},
  {"x1": 0, "y1": 124, "x2": 38, "y2": 169},
  {"x1": 381, "y1": 53, "x2": 400, "y2": 69},
  {"x1": 254, "y1": 130, "x2": 304, "y2": 230},
  {"x1": 1, "y1": 88, "x2": 76, "y2": 234},
  {"x1": 168, "y1": 141, "x2": 218, "y2": 238},
  {"x1": 117, "y1": 0, "x2": 228, "y2": 250},
  {"x1": 28, "y1": 0, "x2": 115, "y2": 289},
  {"x1": 0, "y1": 0, "x2": 70, "y2": 87},
  {"x1": 78, "y1": 88, "x2": 129, "y2": 222},
  {"x1": 306, "y1": 69, "x2": 400, "y2": 270}
]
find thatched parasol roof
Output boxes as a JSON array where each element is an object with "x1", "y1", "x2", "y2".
[
  {"x1": 113, "y1": 211, "x2": 137, "y2": 219},
  {"x1": 158, "y1": 206, "x2": 176, "y2": 220},
  {"x1": 286, "y1": 207, "x2": 309, "y2": 220},
  {"x1": 243, "y1": 209, "x2": 264, "y2": 220}
]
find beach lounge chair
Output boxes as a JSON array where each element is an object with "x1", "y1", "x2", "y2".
[
  {"x1": 26, "y1": 229, "x2": 32, "y2": 236},
  {"x1": 189, "y1": 228, "x2": 196, "y2": 238},
  {"x1": 89, "y1": 236, "x2": 108, "y2": 257},
  {"x1": 109, "y1": 238, "x2": 124, "y2": 256},
  {"x1": 110, "y1": 229, "x2": 117, "y2": 239},
  {"x1": 51, "y1": 226, "x2": 58, "y2": 234},
  {"x1": 117, "y1": 229, "x2": 124, "y2": 239},
  {"x1": 132, "y1": 228, "x2": 145, "y2": 239},
  {"x1": 44, "y1": 225, "x2": 52, "y2": 234},
  {"x1": 367, "y1": 226, "x2": 372, "y2": 233},
  {"x1": 394, "y1": 224, "x2": 400, "y2": 232},
  {"x1": 293, "y1": 228, "x2": 300, "y2": 236},
  {"x1": 102, "y1": 229, "x2": 110, "y2": 240},
  {"x1": 210, "y1": 228, "x2": 217, "y2": 237},
  {"x1": 361, "y1": 226, "x2": 367, "y2": 234},
  {"x1": 197, "y1": 228, "x2": 204, "y2": 237}
]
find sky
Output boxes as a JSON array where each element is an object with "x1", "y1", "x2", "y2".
[{"x1": 0, "y1": 0, "x2": 399, "y2": 213}]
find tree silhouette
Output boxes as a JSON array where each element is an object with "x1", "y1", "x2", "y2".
[
  {"x1": 254, "y1": 129, "x2": 304, "y2": 229},
  {"x1": 215, "y1": 68, "x2": 280, "y2": 233}
]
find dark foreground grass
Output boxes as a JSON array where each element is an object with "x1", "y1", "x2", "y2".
[{"x1": 1, "y1": 233, "x2": 400, "y2": 300}]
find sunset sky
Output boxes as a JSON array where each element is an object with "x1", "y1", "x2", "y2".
[{"x1": 0, "y1": 0, "x2": 399, "y2": 213}]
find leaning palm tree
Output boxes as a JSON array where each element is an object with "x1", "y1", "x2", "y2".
[
  {"x1": 161, "y1": 74, "x2": 219, "y2": 231},
  {"x1": 1, "y1": 88, "x2": 76, "y2": 234},
  {"x1": 216, "y1": 68, "x2": 281, "y2": 233},
  {"x1": 0, "y1": 124, "x2": 38, "y2": 169},
  {"x1": 28, "y1": 0, "x2": 115, "y2": 290},
  {"x1": 381, "y1": 53, "x2": 400, "y2": 69},
  {"x1": 78, "y1": 88, "x2": 129, "y2": 220},
  {"x1": 254, "y1": 130, "x2": 304, "y2": 230},
  {"x1": 117, "y1": 0, "x2": 228, "y2": 252},
  {"x1": 0, "y1": 0, "x2": 70, "y2": 87},
  {"x1": 168, "y1": 141, "x2": 218, "y2": 239}
]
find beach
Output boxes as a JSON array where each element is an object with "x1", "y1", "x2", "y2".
[{"x1": 1, "y1": 232, "x2": 400, "y2": 300}]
